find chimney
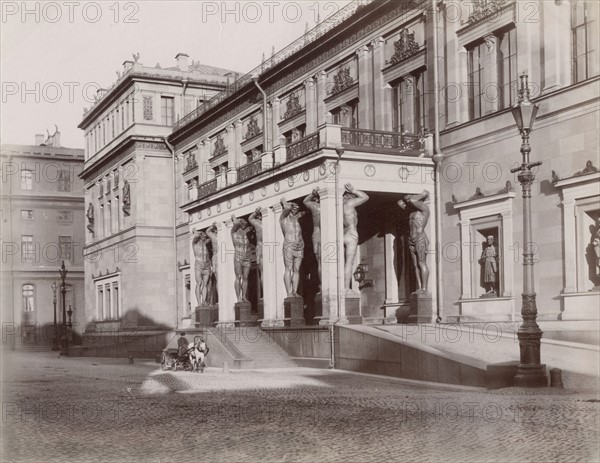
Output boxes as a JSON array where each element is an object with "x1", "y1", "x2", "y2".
[
  {"x1": 35, "y1": 134, "x2": 44, "y2": 145},
  {"x1": 123, "y1": 60, "x2": 134, "y2": 73},
  {"x1": 175, "y1": 53, "x2": 189, "y2": 72}
]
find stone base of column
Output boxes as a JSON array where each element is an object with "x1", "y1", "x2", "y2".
[
  {"x1": 195, "y1": 305, "x2": 216, "y2": 327},
  {"x1": 284, "y1": 296, "x2": 305, "y2": 327},
  {"x1": 257, "y1": 300, "x2": 264, "y2": 320},
  {"x1": 408, "y1": 291, "x2": 433, "y2": 324},
  {"x1": 345, "y1": 292, "x2": 362, "y2": 325},
  {"x1": 234, "y1": 302, "x2": 253, "y2": 327},
  {"x1": 514, "y1": 364, "x2": 548, "y2": 388}
]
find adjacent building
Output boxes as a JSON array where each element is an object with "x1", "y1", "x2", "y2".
[
  {"x1": 78, "y1": 54, "x2": 237, "y2": 331},
  {"x1": 1, "y1": 129, "x2": 85, "y2": 345}
]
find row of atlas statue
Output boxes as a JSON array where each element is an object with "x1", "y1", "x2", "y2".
[{"x1": 192, "y1": 184, "x2": 432, "y2": 308}]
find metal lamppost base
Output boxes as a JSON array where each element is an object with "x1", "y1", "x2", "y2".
[
  {"x1": 514, "y1": 364, "x2": 548, "y2": 388},
  {"x1": 51, "y1": 338, "x2": 59, "y2": 351}
]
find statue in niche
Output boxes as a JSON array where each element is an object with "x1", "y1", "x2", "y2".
[
  {"x1": 122, "y1": 180, "x2": 131, "y2": 216},
  {"x1": 280, "y1": 197, "x2": 306, "y2": 297},
  {"x1": 591, "y1": 217, "x2": 600, "y2": 289},
  {"x1": 303, "y1": 187, "x2": 321, "y2": 288},
  {"x1": 248, "y1": 207, "x2": 263, "y2": 299},
  {"x1": 192, "y1": 229, "x2": 212, "y2": 306},
  {"x1": 343, "y1": 184, "x2": 369, "y2": 291},
  {"x1": 86, "y1": 202, "x2": 94, "y2": 234},
  {"x1": 206, "y1": 223, "x2": 219, "y2": 302},
  {"x1": 231, "y1": 214, "x2": 253, "y2": 302},
  {"x1": 397, "y1": 190, "x2": 430, "y2": 294},
  {"x1": 479, "y1": 235, "x2": 498, "y2": 296}
]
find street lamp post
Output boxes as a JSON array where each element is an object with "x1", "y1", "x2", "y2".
[
  {"x1": 51, "y1": 281, "x2": 58, "y2": 351},
  {"x1": 510, "y1": 74, "x2": 547, "y2": 387},
  {"x1": 58, "y1": 261, "x2": 69, "y2": 356}
]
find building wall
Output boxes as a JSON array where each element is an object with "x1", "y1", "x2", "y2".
[{"x1": 1, "y1": 142, "x2": 85, "y2": 344}]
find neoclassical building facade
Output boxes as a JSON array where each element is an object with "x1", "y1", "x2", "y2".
[{"x1": 78, "y1": 0, "x2": 599, "y2": 334}]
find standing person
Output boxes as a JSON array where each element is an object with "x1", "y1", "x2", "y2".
[
  {"x1": 231, "y1": 214, "x2": 252, "y2": 302},
  {"x1": 280, "y1": 197, "x2": 305, "y2": 297},
  {"x1": 398, "y1": 190, "x2": 430, "y2": 293},
  {"x1": 192, "y1": 228, "x2": 212, "y2": 305},
  {"x1": 479, "y1": 235, "x2": 498, "y2": 295},
  {"x1": 342, "y1": 184, "x2": 369, "y2": 291},
  {"x1": 303, "y1": 188, "x2": 321, "y2": 286},
  {"x1": 248, "y1": 207, "x2": 263, "y2": 299}
]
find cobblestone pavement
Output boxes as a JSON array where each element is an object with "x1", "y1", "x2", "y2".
[{"x1": 1, "y1": 351, "x2": 599, "y2": 463}]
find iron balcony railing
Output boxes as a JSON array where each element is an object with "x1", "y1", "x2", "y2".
[
  {"x1": 286, "y1": 132, "x2": 321, "y2": 162},
  {"x1": 341, "y1": 128, "x2": 423, "y2": 154},
  {"x1": 237, "y1": 158, "x2": 262, "y2": 183},
  {"x1": 197, "y1": 178, "x2": 218, "y2": 200}
]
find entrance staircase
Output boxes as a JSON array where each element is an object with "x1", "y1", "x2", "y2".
[{"x1": 168, "y1": 326, "x2": 297, "y2": 369}]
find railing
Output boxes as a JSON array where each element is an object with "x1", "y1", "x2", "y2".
[
  {"x1": 237, "y1": 158, "x2": 262, "y2": 183},
  {"x1": 173, "y1": 0, "x2": 375, "y2": 131},
  {"x1": 341, "y1": 128, "x2": 423, "y2": 153},
  {"x1": 286, "y1": 132, "x2": 320, "y2": 161},
  {"x1": 197, "y1": 178, "x2": 218, "y2": 200}
]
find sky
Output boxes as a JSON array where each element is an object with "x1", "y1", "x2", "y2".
[{"x1": 1, "y1": 0, "x2": 352, "y2": 148}]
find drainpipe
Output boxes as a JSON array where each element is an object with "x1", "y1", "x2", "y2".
[
  {"x1": 329, "y1": 147, "x2": 345, "y2": 369},
  {"x1": 251, "y1": 75, "x2": 270, "y2": 152},
  {"x1": 432, "y1": 0, "x2": 445, "y2": 323},
  {"x1": 163, "y1": 136, "x2": 180, "y2": 330}
]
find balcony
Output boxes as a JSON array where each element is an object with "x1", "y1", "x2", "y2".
[
  {"x1": 237, "y1": 158, "x2": 262, "y2": 183},
  {"x1": 197, "y1": 178, "x2": 218, "y2": 200},
  {"x1": 340, "y1": 127, "x2": 424, "y2": 155},
  {"x1": 286, "y1": 132, "x2": 320, "y2": 162}
]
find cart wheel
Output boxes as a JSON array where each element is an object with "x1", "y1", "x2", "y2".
[{"x1": 160, "y1": 353, "x2": 167, "y2": 371}]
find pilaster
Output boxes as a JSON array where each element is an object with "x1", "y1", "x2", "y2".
[
  {"x1": 371, "y1": 37, "x2": 387, "y2": 131},
  {"x1": 260, "y1": 206, "x2": 278, "y2": 326},
  {"x1": 356, "y1": 45, "x2": 372, "y2": 129},
  {"x1": 305, "y1": 77, "x2": 317, "y2": 134},
  {"x1": 217, "y1": 220, "x2": 236, "y2": 324},
  {"x1": 316, "y1": 71, "x2": 328, "y2": 128},
  {"x1": 541, "y1": 0, "x2": 572, "y2": 94}
]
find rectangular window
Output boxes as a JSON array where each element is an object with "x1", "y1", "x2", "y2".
[
  {"x1": 161, "y1": 96, "x2": 175, "y2": 125},
  {"x1": 392, "y1": 72, "x2": 427, "y2": 133},
  {"x1": 21, "y1": 235, "x2": 34, "y2": 261},
  {"x1": 58, "y1": 169, "x2": 71, "y2": 192},
  {"x1": 468, "y1": 42, "x2": 485, "y2": 120},
  {"x1": 107, "y1": 200, "x2": 112, "y2": 235},
  {"x1": 332, "y1": 101, "x2": 359, "y2": 129},
  {"x1": 21, "y1": 210, "x2": 34, "y2": 220},
  {"x1": 95, "y1": 277, "x2": 120, "y2": 320},
  {"x1": 59, "y1": 236, "x2": 72, "y2": 261},
  {"x1": 497, "y1": 28, "x2": 518, "y2": 110},
  {"x1": 572, "y1": 1, "x2": 599, "y2": 82},
  {"x1": 58, "y1": 210, "x2": 72, "y2": 223},
  {"x1": 21, "y1": 170, "x2": 33, "y2": 190},
  {"x1": 22, "y1": 284, "x2": 34, "y2": 312}
]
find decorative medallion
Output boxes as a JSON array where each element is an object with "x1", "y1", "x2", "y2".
[
  {"x1": 249, "y1": 191, "x2": 254, "y2": 201},
  {"x1": 261, "y1": 186, "x2": 267, "y2": 197},
  {"x1": 207, "y1": 208, "x2": 211, "y2": 217},
  {"x1": 238, "y1": 196, "x2": 243, "y2": 205},
  {"x1": 274, "y1": 181, "x2": 280, "y2": 192},
  {"x1": 217, "y1": 204, "x2": 221, "y2": 213},
  {"x1": 303, "y1": 170, "x2": 310, "y2": 182},
  {"x1": 364, "y1": 164, "x2": 376, "y2": 177},
  {"x1": 398, "y1": 166, "x2": 410, "y2": 180},
  {"x1": 198, "y1": 211, "x2": 202, "y2": 219},
  {"x1": 227, "y1": 199, "x2": 232, "y2": 209},
  {"x1": 287, "y1": 176, "x2": 295, "y2": 187},
  {"x1": 319, "y1": 164, "x2": 327, "y2": 176}
]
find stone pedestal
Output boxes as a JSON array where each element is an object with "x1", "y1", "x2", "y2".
[
  {"x1": 234, "y1": 301, "x2": 253, "y2": 327},
  {"x1": 313, "y1": 293, "x2": 323, "y2": 324},
  {"x1": 195, "y1": 305, "x2": 215, "y2": 327},
  {"x1": 408, "y1": 291, "x2": 433, "y2": 324},
  {"x1": 345, "y1": 292, "x2": 362, "y2": 325},
  {"x1": 284, "y1": 296, "x2": 305, "y2": 327},
  {"x1": 257, "y1": 300, "x2": 264, "y2": 321}
]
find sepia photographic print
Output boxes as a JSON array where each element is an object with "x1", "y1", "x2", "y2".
[{"x1": 1, "y1": 1, "x2": 599, "y2": 461}]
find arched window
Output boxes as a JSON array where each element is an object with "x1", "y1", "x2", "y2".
[{"x1": 22, "y1": 284, "x2": 34, "y2": 312}]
